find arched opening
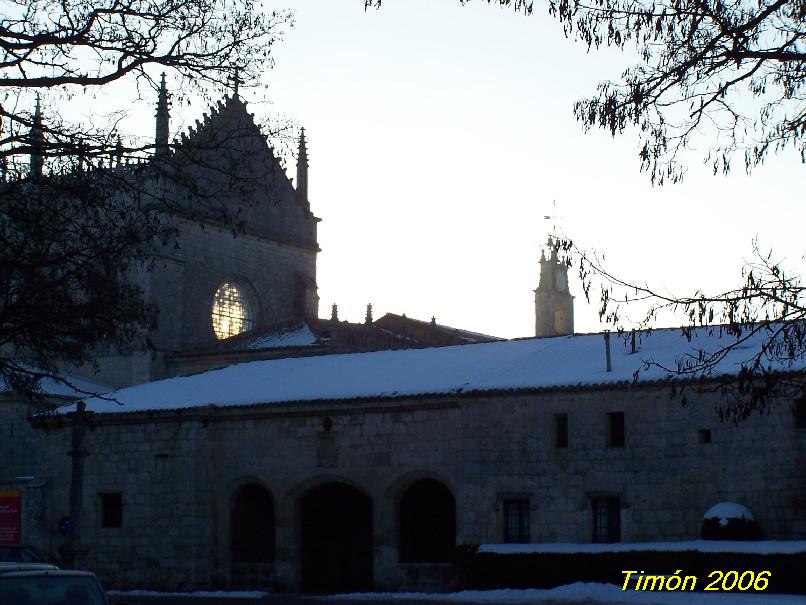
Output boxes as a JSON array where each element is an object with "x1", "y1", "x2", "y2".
[
  {"x1": 399, "y1": 478, "x2": 455, "y2": 562},
  {"x1": 230, "y1": 483, "x2": 274, "y2": 587},
  {"x1": 300, "y1": 482, "x2": 372, "y2": 593}
]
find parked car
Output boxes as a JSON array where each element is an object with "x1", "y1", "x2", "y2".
[
  {"x1": 0, "y1": 562, "x2": 60, "y2": 574},
  {"x1": 0, "y1": 568, "x2": 109, "y2": 605},
  {"x1": 0, "y1": 544, "x2": 54, "y2": 564}
]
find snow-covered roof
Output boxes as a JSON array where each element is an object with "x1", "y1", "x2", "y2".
[
  {"x1": 61, "y1": 324, "x2": 805, "y2": 415},
  {"x1": 246, "y1": 323, "x2": 317, "y2": 350}
]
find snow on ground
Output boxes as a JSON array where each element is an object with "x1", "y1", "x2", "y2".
[
  {"x1": 479, "y1": 540, "x2": 806, "y2": 555},
  {"x1": 326, "y1": 583, "x2": 804, "y2": 604},
  {"x1": 106, "y1": 589, "x2": 269, "y2": 598},
  {"x1": 704, "y1": 502, "x2": 755, "y2": 525},
  {"x1": 58, "y1": 323, "x2": 806, "y2": 414}
]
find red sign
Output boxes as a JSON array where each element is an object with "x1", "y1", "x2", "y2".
[{"x1": 0, "y1": 490, "x2": 21, "y2": 544}]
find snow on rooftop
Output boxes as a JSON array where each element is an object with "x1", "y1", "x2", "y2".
[
  {"x1": 246, "y1": 322, "x2": 317, "y2": 350},
  {"x1": 62, "y1": 324, "x2": 806, "y2": 415}
]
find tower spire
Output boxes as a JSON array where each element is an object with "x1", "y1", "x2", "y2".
[
  {"x1": 534, "y1": 240, "x2": 574, "y2": 338},
  {"x1": 296, "y1": 127, "x2": 309, "y2": 203},
  {"x1": 29, "y1": 94, "x2": 44, "y2": 178},
  {"x1": 155, "y1": 73, "x2": 170, "y2": 156}
]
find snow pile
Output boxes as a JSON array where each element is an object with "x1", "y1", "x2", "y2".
[
  {"x1": 327, "y1": 582, "x2": 805, "y2": 604},
  {"x1": 247, "y1": 323, "x2": 317, "y2": 349},
  {"x1": 479, "y1": 539, "x2": 805, "y2": 554},
  {"x1": 58, "y1": 323, "x2": 806, "y2": 414},
  {"x1": 704, "y1": 502, "x2": 754, "y2": 527}
]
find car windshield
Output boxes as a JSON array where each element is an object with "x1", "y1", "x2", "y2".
[{"x1": 0, "y1": 576, "x2": 106, "y2": 605}]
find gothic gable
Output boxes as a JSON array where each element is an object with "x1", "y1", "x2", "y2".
[{"x1": 169, "y1": 95, "x2": 318, "y2": 250}]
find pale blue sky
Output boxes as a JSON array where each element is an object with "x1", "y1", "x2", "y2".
[{"x1": 61, "y1": 0, "x2": 806, "y2": 338}]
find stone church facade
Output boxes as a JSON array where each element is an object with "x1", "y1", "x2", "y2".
[
  {"x1": 1, "y1": 83, "x2": 805, "y2": 594},
  {"x1": 85, "y1": 77, "x2": 321, "y2": 388}
]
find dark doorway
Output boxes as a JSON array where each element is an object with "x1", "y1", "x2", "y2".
[
  {"x1": 230, "y1": 483, "x2": 275, "y2": 588},
  {"x1": 300, "y1": 482, "x2": 373, "y2": 593},
  {"x1": 399, "y1": 478, "x2": 456, "y2": 562}
]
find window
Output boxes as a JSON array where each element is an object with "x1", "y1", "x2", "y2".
[
  {"x1": 591, "y1": 496, "x2": 620, "y2": 543},
  {"x1": 697, "y1": 428, "x2": 712, "y2": 444},
  {"x1": 99, "y1": 492, "x2": 123, "y2": 528},
  {"x1": 795, "y1": 399, "x2": 806, "y2": 429},
  {"x1": 554, "y1": 414, "x2": 568, "y2": 448},
  {"x1": 211, "y1": 282, "x2": 255, "y2": 339},
  {"x1": 503, "y1": 498, "x2": 530, "y2": 543},
  {"x1": 607, "y1": 412, "x2": 625, "y2": 447}
]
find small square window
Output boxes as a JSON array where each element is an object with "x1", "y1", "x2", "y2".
[
  {"x1": 591, "y1": 496, "x2": 620, "y2": 543},
  {"x1": 503, "y1": 498, "x2": 530, "y2": 543},
  {"x1": 697, "y1": 429, "x2": 712, "y2": 444},
  {"x1": 795, "y1": 399, "x2": 806, "y2": 429},
  {"x1": 607, "y1": 412, "x2": 625, "y2": 447},
  {"x1": 99, "y1": 492, "x2": 123, "y2": 528},
  {"x1": 554, "y1": 414, "x2": 568, "y2": 449}
]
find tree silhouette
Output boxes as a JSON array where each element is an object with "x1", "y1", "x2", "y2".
[{"x1": 367, "y1": 0, "x2": 806, "y2": 184}]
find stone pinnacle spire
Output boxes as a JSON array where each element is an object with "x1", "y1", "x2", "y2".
[
  {"x1": 29, "y1": 94, "x2": 44, "y2": 178},
  {"x1": 296, "y1": 127, "x2": 308, "y2": 203},
  {"x1": 155, "y1": 73, "x2": 170, "y2": 156}
]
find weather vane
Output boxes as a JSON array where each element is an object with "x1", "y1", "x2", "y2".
[{"x1": 543, "y1": 198, "x2": 565, "y2": 240}]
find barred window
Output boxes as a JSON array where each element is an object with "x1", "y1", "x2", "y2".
[
  {"x1": 212, "y1": 282, "x2": 255, "y2": 339},
  {"x1": 503, "y1": 498, "x2": 530, "y2": 543},
  {"x1": 591, "y1": 496, "x2": 620, "y2": 543}
]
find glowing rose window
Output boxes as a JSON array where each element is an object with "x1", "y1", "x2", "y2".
[{"x1": 211, "y1": 282, "x2": 255, "y2": 339}]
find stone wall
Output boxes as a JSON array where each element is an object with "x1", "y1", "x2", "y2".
[
  {"x1": 23, "y1": 382, "x2": 805, "y2": 591},
  {"x1": 165, "y1": 221, "x2": 318, "y2": 351}
]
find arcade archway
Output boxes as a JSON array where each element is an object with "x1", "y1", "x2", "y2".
[
  {"x1": 300, "y1": 482, "x2": 373, "y2": 593},
  {"x1": 230, "y1": 482, "x2": 274, "y2": 586},
  {"x1": 399, "y1": 478, "x2": 456, "y2": 562}
]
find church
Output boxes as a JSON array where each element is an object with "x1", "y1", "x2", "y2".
[{"x1": 1, "y1": 82, "x2": 804, "y2": 593}]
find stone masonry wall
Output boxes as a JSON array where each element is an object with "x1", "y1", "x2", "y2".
[{"x1": 25, "y1": 382, "x2": 806, "y2": 591}]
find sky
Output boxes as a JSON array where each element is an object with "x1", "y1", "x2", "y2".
[{"x1": 66, "y1": 0, "x2": 805, "y2": 339}]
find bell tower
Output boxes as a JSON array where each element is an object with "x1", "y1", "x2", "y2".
[{"x1": 534, "y1": 238, "x2": 574, "y2": 337}]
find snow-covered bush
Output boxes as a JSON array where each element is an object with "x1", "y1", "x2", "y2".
[{"x1": 701, "y1": 502, "x2": 761, "y2": 540}]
